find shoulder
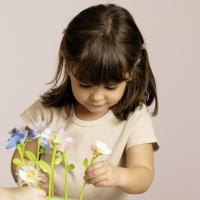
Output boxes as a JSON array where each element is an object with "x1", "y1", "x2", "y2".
[
  {"x1": 126, "y1": 103, "x2": 151, "y2": 125},
  {"x1": 20, "y1": 98, "x2": 63, "y2": 126},
  {"x1": 125, "y1": 103, "x2": 159, "y2": 151}
]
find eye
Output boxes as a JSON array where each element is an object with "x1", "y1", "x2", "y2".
[
  {"x1": 79, "y1": 83, "x2": 92, "y2": 88},
  {"x1": 105, "y1": 85, "x2": 118, "y2": 90}
]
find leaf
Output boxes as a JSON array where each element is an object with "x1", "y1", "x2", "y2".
[
  {"x1": 39, "y1": 160, "x2": 50, "y2": 174},
  {"x1": 27, "y1": 160, "x2": 36, "y2": 166},
  {"x1": 55, "y1": 155, "x2": 63, "y2": 165},
  {"x1": 13, "y1": 158, "x2": 24, "y2": 167},
  {"x1": 40, "y1": 148, "x2": 46, "y2": 154},
  {"x1": 83, "y1": 158, "x2": 88, "y2": 168},
  {"x1": 25, "y1": 150, "x2": 37, "y2": 161},
  {"x1": 67, "y1": 163, "x2": 75, "y2": 172}
]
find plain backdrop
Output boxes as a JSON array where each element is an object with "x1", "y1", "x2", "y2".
[{"x1": 0, "y1": 0, "x2": 199, "y2": 199}]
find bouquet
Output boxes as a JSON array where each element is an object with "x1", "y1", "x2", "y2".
[{"x1": 6, "y1": 123, "x2": 112, "y2": 200}]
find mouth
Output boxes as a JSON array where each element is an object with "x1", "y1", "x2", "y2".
[
  {"x1": 91, "y1": 104, "x2": 104, "y2": 107},
  {"x1": 90, "y1": 103, "x2": 106, "y2": 107}
]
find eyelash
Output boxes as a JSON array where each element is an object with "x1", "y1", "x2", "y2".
[
  {"x1": 79, "y1": 84, "x2": 118, "y2": 90},
  {"x1": 105, "y1": 86, "x2": 118, "y2": 90},
  {"x1": 79, "y1": 84, "x2": 91, "y2": 88}
]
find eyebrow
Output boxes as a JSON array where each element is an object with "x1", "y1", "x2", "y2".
[
  {"x1": 73, "y1": 72, "x2": 122, "y2": 86},
  {"x1": 79, "y1": 81, "x2": 119, "y2": 86}
]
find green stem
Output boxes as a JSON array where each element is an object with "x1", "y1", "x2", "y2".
[
  {"x1": 48, "y1": 144, "x2": 58, "y2": 200},
  {"x1": 91, "y1": 155, "x2": 98, "y2": 164},
  {"x1": 52, "y1": 169, "x2": 55, "y2": 197},
  {"x1": 17, "y1": 144, "x2": 25, "y2": 165},
  {"x1": 79, "y1": 155, "x2": 98, "y2": 200},
  {"x1": 36, "y1": 137, "x2": 41, "y2": 161},
  {"x1": 79, "y1": 181, "x2": 86, "y2": 200},
  {"x1": 36, "y1": 182, "x2": 40, "y2": 189},
  {"x1": 62, "y1": 152, "x2": 68, "y2": 200},
  {"x1": 21, "y1": 140, "x2": 28, "y2": 157}
]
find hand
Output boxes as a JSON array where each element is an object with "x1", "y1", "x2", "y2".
[
  {"x1": 11, "y1": 187, "x2": 47, "y2": 200},
  {"x1": 84, "y1": 160, "x2": 119, "y2": 187},
  {"x1": 38, "y1": 175, "x2": 49, "y2": 194}
]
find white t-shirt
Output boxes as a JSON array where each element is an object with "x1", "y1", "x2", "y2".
[{"x1": 20, "y1": 99, "x2": 159, "y2": 200}]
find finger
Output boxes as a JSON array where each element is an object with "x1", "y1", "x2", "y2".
[
  {"x1": 94, "y1": 180, "x2": 108, "y2": 187},
  {"x1": 37, "y1": 188, "x2": 47, "y2": 197},
  {"x1": 86, "y1": 161, "x2": 105, "y2": 173},
  {"x1": 39, "y1": 189, "x2": 47, "y2": 195},
  {"x1": 89, "y1": 174, "x2": 107, "y2": 185},
  {"x1": 39, "y1": 183, "x2": 49, "y2": 193},
  {"x1": 85, "y1": 166, "x2": 107, "y2": 181}
]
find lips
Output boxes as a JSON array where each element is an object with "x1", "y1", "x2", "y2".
[
  {"x1": 90, "y1": 101, "x2": 105, "y2": 106},
  {"x1": 91, "y1": 104, "x2": 105, "y2": 107}
]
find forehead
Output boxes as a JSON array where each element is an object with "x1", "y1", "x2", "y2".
[
  {"x1": 70, "y1": 72, "x2": 123, "y2": 86},
  {"x1": 70, "y1": 63, "x2": 128, "y2": 85}
]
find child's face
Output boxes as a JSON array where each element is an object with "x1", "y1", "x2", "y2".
[{"x1": 69, "y1": 72, "x2": 127, "y2": 117}]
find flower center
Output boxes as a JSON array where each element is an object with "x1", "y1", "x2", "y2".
[{"x1": 27, "y1": 170, "x2": 36, "y2": 179}]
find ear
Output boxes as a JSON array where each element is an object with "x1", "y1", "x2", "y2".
[
  {"x1": 125, "y1": 72, "x2": 133, "y2": 82},
  {"x1": 66, "y1": 67, "x2": 70, "y2": 75},
  {"x1": 126, "y1": 58, "x2": 141, "y2": 81},
  {"x1": 134, "y1": 57, "x2": 141, "y2": 66},
  {"x1": 64, "y1": 60, "x2": 71, "y2": 75},
  {"x1": 60, "y1": 49, "x2": 66, "y2": 58}
]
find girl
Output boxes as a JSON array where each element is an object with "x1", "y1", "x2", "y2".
[{"x1": 12, "y1": 4, "x2": 159, "y2": 200}]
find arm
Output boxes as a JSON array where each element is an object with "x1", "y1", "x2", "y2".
[
  {"x1": 117, "y1": 143, "x2": 154, "y2": 194},
  {"x1": 0, "y1": 187, "x2": 47, "y2": 200},
  {"x1": 85, "y1": 143, "x2": 154, "y2": 194},
  {"x1": 0, "y1": 188, "x2": 12, "y2": 200}
]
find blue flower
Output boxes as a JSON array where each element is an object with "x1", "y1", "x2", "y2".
[
  {"x1": 24, "y1": 126, "x2": 39, "y2": 140},
  {"x1": 6, "y1": 128, "x2": 28, "y2": 149},
  {"x1": 40, "y1": 137, "x2": 52, "y2": 151}
]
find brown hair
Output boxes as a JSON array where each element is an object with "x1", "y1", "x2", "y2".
[{"x1": 41, "y1": 4, "x2": 158, "y2": 120}]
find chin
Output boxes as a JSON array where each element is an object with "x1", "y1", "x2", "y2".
[{"x1": 87, "y1": 105, "x2": 108, "y2": 113}]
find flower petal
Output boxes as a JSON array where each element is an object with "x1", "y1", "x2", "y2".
[{"x1": 91, "y1": 140, "x2": 112, "y2": 155}]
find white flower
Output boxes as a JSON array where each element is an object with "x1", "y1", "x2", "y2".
[
  {"x1": 91, "y1": 140, "x2": 112, "y2": 156},
  {"x1": 57, "y1": 137, "x2": 73, "y2": 152},
  {"x1": 29, "y1": 121, "x2": 47, "y2": 134},
  {"x1": 53, "y1": 128, "x2": 67, "y2": 144},
  {"x1": 40, "y1": 127, "x2": 53, "y2": 140},
  {"x1": 17, "y1": 165, "x2": 47, "y2": 187},
  {"x1": 40, "y1": 127, "x2": 73, "y2": 152}
]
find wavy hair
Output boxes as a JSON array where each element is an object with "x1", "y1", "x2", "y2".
[{"x1": 41, "y1": 4, "x2": 158, "y2": 120}]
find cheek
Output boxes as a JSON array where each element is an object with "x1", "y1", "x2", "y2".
[
  {"x1": 71, "y1": 85, "x2": 80, "y2": 99},
  {"x1": 72, "y1": 87, "x2": 88, "y2": 102},
  {"x1": 109, "y1": 89, "x2": 125, "y2": 103},
  {"x1": 116, "y1": 84, "x2": 126, "y2": 99}
]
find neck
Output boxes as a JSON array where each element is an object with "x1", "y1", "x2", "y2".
[{"x1": 74, "y1": 103, "x2": 109, "y2": 121}]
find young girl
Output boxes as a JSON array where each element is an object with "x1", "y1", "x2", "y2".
[{"x1": 12, "y1": 4, "x2": 159, "y2": 200}]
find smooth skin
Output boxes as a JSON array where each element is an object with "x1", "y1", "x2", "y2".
[
  {"x1": 11, "y1": 71, "x2": 154, "y2": 195},
  {"x1": 69, "y1": 72, "x2": 127, "y2": 121},
  {"x1": 70, "y1": 72, "x2": 155, "y2": 194},
  {"x1": 0, "y1": 187, "x2": 47, "y2": 200},
  {"x1": 84, "y1": 144, "x2": 154, "y2": 194}
]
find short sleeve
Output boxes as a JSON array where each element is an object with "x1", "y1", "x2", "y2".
[
  {"x1": 125, "y1": 104, "x2": 159, "y2": 151},
  {"x1": 20, "y1": 99, "x2": 50, "y2": 127}
]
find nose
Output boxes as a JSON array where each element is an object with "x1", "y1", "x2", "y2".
[{"x1": 89, "y1": 88, "x2": 104, "y2": 103}]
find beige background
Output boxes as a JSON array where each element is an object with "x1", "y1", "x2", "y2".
[{"x1": 0, "y1": 0, "x2": 199, "y2": 199}]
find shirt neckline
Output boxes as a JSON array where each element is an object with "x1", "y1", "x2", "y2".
[{"x1": 71, "y1": 106, "x2": 113, "y2": 127}]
